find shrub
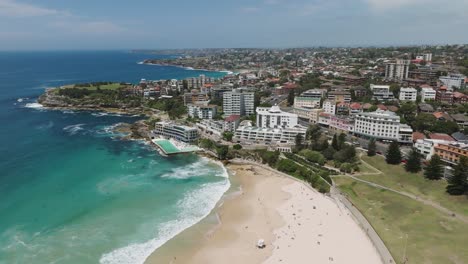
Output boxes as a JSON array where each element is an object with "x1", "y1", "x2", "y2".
[{"x1": 233, "y1": 144, "x2": 242, "y2": 150}]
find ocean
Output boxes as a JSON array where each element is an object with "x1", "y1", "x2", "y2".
[{"x1": 0, "y1": 51, "x2": 229, "y2": 264}]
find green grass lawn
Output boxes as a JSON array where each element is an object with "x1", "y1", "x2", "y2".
[
  {"x1": 335, "y1": 177, "x2": 468, "y2": 264},
  {"x1": 75, "y1": 83, "x2": 123, "y2": 90},
  {"x1": 358, "y1": 154, "x2": 468, "y2": 216}
]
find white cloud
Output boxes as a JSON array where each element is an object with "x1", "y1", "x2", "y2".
[{"x1": 0, "y1": 0, "x2": 62, "y2": 17}]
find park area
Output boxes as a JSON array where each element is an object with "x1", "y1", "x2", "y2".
[{"x1": 334, "y1": 153, "x2": 468, "y2": 264}]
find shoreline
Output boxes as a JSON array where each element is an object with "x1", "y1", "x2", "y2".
[
  {"x1": 141, "y1": 62, "x2": 235, "y2": 75},
  {"x1": 144, "y1": 160, "x2": 384, "y2": 264}
]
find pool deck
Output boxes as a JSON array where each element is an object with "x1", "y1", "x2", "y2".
[{"x1": 151, "y1": 138, "x2": 200, "y2": 155}]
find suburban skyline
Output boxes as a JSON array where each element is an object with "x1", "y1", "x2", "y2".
[{"x1": 0, "y1": 0, "x2": 467, "y2": 50}]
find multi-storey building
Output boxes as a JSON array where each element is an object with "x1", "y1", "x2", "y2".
[
  {"x1": 414, "y1": 139, "x2": 451, "y2": 160},
  {"x1": 256, "y1": 106, "x2": 298, "y2": 128},
  {"x1": 323, "y1": 100, "x2": 336, "y2": 115},
  {"x1": 370, "y1": 84, "x2": 395, "y2": 101},
  {"x1": 187, "y1": 104, "x2": 217, "y2": 119},
  {"x1": 153, "y1": 122, "x2": 199, "y2": 143},
  {"x1": 434, "y1": 142, "x2": 468, "y2": 165},
  {"x1": 329, "y1": 115, "x2": 354, "y2": 135},
  {"x1": 421, "y1": 87, "x2": 436, "y2": 102},
  {"x1": 328, "y1": 90, "x2": 351, "y2": 103},
  {"x1": 354, "y1": 110, "x2": 413, "y2": 143},
  {"x1": 293, "y1": 107, "x2": 324, "y2": 123},
  {"x1": 439, "y1": 73, "x2": 466, "y2": 90},
  {"x1": 399, "y1": 87, "x2": 417, "y2": 102},
  {"x1": 234, "y1": 122, "x2": 306, "y2": 144},
  {"x1": 183, "y1": 91, "x2": 210, "y2": 105},
  {"x1": 301, "y1": 89, "x2": 327, "y2": 98},
  {"x1": 435, "y1": 87, "x2": 453, "y2": 104},
  {"x1": 293, "y1": 96, "x2": 321, "y2": 109},
  {"x1": 385, "y1": 59, "x2": 410, "y2": 81},
  {"x1": 223, "y1": 89, "x2": 255, "y2": 116},
  {"x1": 197, "y1": 115, "x2": 240, "y2": 136}
]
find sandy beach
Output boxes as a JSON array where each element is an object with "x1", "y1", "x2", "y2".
[{"x1": 145, "y1": 163, "x2": 383, "y2": 264}]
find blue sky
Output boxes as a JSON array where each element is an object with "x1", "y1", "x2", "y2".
[{"x1": 0, "y1": 0, "x2": 467, "y2": 50}]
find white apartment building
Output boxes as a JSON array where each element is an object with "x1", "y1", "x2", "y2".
[
  {"x1": 294, "y1": 96, "x2": 321, "y2": 109},
  {"x1": 415, "y1": 53, "x2": 432, "y2": 62},
  {"x1": 293, "y1": 107, "x2": 324, "y2": 123},
  {"x1": 414, "y1": 139, "x2": 451, "y2": 160},
  {"x1": 399, "y1": 87, "x2": 417, "y2": 102},
  {"x1": 256, "y1": 106, "x2": 298, "y2": 128},
  {"x1": 322, "y1": 100, "x2": 336, "y2": 115},
  {"x1": 420, "y1": 87, "x2": 436, "y2": 102},
  {"x1": 385, "y1": 59, "x2": 410, "y2": 81},
  {"x1": 187, "y1": 104, "x2": 217, "y2": 119},
  {"x1": 223, "y1": 89, "x2": 255, "y2": 116},
  {"x1": 197, "y1": 116, "x2": 240, "y2": 136},
  {"x1": 301, "y1": 89, "x2": 327, "y2": 98},
  {"x1": 153, "y1": 122, "x2": 199, "y2": 143},
  {"x1": 370, "y1": 84, "x2": 395, "y2": 101},
  {"x1": 234, "y1": 122, "x2": 307, "y2": 144},
  {"x1": 439, "y1": 73, "x2": 466, "y2": 90},
  {"x1": 354, "y1": 110, "x2": 413, "y2": 143}
]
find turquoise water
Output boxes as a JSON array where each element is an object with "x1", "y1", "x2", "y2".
[{"x1": 0, "y1": 51, "x2": 229, "y2": 264}]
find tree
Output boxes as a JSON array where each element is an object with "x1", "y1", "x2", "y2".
[
  {"x1": 233, "y1": 144, "x2": 242, "y2": 150},
  {"x1": 446, "y1": 156, "x2": 468, "y2": 195},
  {"x1": 367, "y1": 138, "x2": 376, "y2": 156},
  {"x1": 323, "y1": 146, "x2": 336, "y2": 160},
  {"x1": 295, "y1": 133, "x2": 304, "y2": 150},
  {"x1": 424, "y1": 154, "x2": 443, "y2": 180},
  {"x1": 306, "y1": 124, "x2": 321, "y2": 141},
  {"x1": 385, "y1": 141, "x2": 402, "y2": 165},
  {"x1": 216, "y1": 145, "x2": 229, "y2": 160},
  {"x1": 222, "y1": 131, "x2": 234, "y2": 142},
  {"x1": 405, "y1": 148, "x2": 422, "y2": 173},
  {"x1": 287, "y1": 89, "x2": 295, "y2": 106},
  {"x1": 338, "y1": 133, "x2": 346, "y2": 150},
  {"x1": 332, "y1": 134, "x2": 339, "y2": 150}
]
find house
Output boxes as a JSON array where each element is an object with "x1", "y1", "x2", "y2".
[
  {"x1": 451, "y1": 132, "x2": 468, "y2": 144},
  {"x1": 412, "y1": 131, "x2": 426, "y2": 142},
  {"x1": 428, "y1": 133, "x2": 455, "y2": 141},
  {"x1": 418, "y1": 103, "x2": 434, "y2": 113},
  {"x1": 450, "y1": 114, "x2": 468, "y2": 128},
  {"x1": 349, "y1": 102, "x2": 363, "y2": 115},
  {"x1": 386, "y1": 105, "x2": 399, "y2": 112},
  {"x1": 433, "y1": 112, "x2": 453, "y2": 121},
  {"x1": 453, "y1": 92, "x2": 468, "y2": 104}
]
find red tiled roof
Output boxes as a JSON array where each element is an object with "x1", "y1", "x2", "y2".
[
  {"x1": 225, "y1": 115, "x2": 240, "y2": 122},
  {"x1": 429, "y1": 133, "x2": 455, "y2": 141},
  {"x1": 362, "y1": 103, "x2": 373, "y2": 109},
  {"x1": 350, "y1": 102, "x2": 362, "y2": 109},
  {"x1": 377, "y1": 104, "x2": 387, "y2": 110},
  {"x1": 386, "y1": 105, "x2": 399, "y2": 112},
  {"x1": 412, "y1": 132, "x2": 426, "y2": 141},
  {"x1": 433, "y1": 112, "x2": 445, "y2": 119},
  {"x1": 453, "y1": 92, "x2": 467, "y2": 98}
]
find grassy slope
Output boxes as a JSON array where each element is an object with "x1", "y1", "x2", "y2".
[
  {"x1": 358, "y1": 154, "x2": 468, "y2": 216},
  {"x1": 335, "y1": 177, "x2": 468, "y2": 264}
]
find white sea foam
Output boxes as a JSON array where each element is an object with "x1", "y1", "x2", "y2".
[
  {"x1": 36, "y1": 121, "x2": 54, "y2": 130},
  {"x1": 63, "y1": 124, "x2": 85, "y2": 135},
  {"x1": 161, "y1": 157, "x2": 227, "y2": 179},
  {"x1": 99, "y1": 167, "x2": 230, "y2": 264},
  {"x1": 24, "y1": 103, "x2": 43, "y2": 109}
]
